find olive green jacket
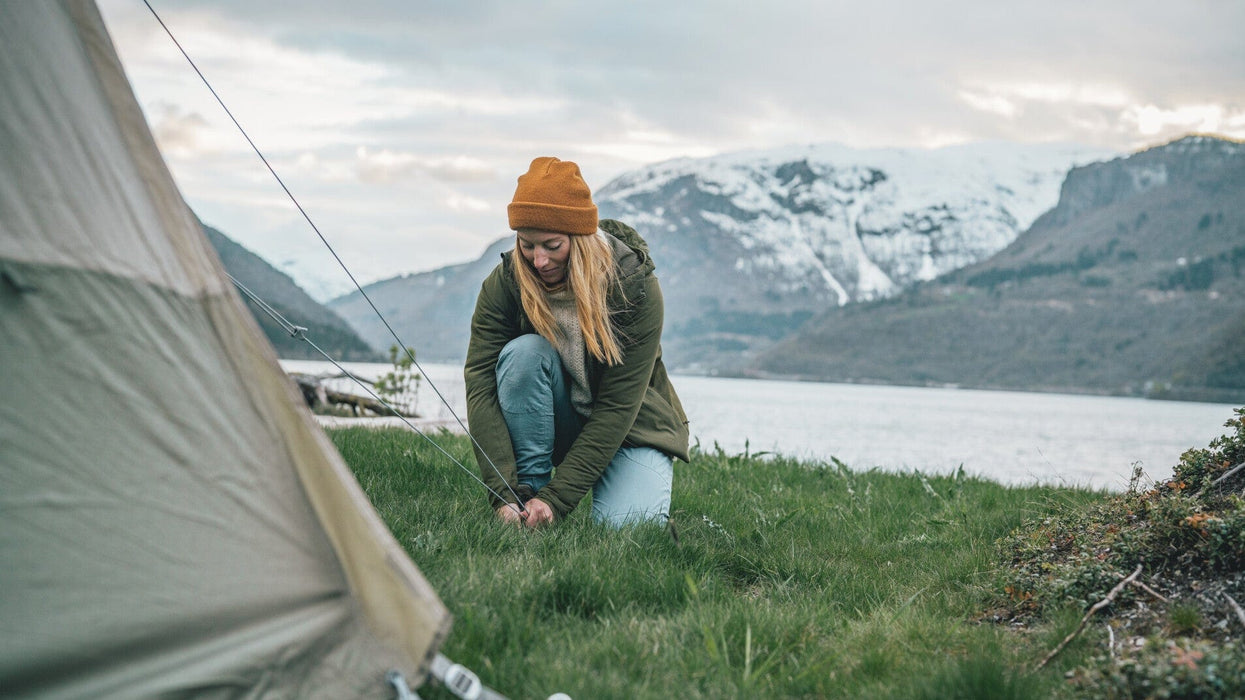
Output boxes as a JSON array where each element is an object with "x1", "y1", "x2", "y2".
[{"x1": 464, "y1": 220, "x2": 690, "y2": 519}]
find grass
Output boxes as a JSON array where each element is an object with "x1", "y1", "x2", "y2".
[{"x1": 329, "y1": 427, "x2": 1107, "y2": 699}]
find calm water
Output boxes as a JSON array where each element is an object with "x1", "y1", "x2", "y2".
[{"x1": 282, "y1": 360, "x2": 1239, "y2": 492}]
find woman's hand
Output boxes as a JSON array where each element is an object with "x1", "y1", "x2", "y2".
[
  {"x1": 495, "y1": 503, "x2": 526, "y2": 525},
  {"x1": 523, "y1": 498, "x2": 556, "y2": 527},
  {"x1": 495, "y1": 499, "x2": 555, "y2": 527}
]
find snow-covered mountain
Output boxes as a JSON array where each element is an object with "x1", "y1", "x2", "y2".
[
  {"x1": 598, "y1": 141, "x2": 1113, "y2": 306},
  {"x1": 594, "y1": 142, "x2": 1113, "y2": 368},
  {"x1": 332, "y1": 142, "x2": 1115, "y2": 368}
]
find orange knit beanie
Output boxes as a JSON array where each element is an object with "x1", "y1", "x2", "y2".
[{"x1": 507, "y1": 156, "x2": 599, "y2": 235}]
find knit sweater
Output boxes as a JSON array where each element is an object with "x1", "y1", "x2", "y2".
[{"x1": 546, "y1": 288, "x2": 592, "y2": 417}]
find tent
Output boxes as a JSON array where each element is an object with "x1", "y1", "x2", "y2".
[{"x1": 0, "y1": 1, "x2": 457, "y2": 696}]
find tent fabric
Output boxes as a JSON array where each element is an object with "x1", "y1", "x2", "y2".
[{"x1": 0, "y1": 2, "x2": 450, "y2": 697}]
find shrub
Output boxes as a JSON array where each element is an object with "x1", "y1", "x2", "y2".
[
  {"x1": 1073, "y1": 639, "x2": 1245, "y2": 699},
  {"x1": 995, "y1": 407, "x2": 1245, "y2": 698}
]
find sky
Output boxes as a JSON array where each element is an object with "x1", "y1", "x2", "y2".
[{"x1": 94, "y1": 0, "x2": 1245, "y2": 300}]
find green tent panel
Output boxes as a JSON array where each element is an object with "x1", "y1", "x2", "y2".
[{"x1": 0, "y1": 2, "x2": 451, "y2": 697}]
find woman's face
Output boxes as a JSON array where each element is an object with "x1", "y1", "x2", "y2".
[{"x1": 516, "y1": 229, "x2": 572, "y2": 285}]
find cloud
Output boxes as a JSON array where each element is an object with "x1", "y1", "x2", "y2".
[
  {"x1": 955, "y1": 79, "x2": 1245, "y2": 147},
  {"x1": 960, "y1": 82, "x2": 1134, "y2": 113},
  {"x1": 354, "y1": 148, "x2": 497, "y2": 184},
  {"x1": 1123, "y1": 104, "x2": 1245, "y2": 138},
  {"x1": 106, "y1": 1, "x2": 1245, "y2": 159},
  {"x1": 957, "y1": 91, "x2": 1020, "y2": 119},
  {"x1": 445, "y1": 194, "x2": 491, "y2": 213},
  {"x1": 148, "y1": 102, "x2": 212, "y2": 155}
]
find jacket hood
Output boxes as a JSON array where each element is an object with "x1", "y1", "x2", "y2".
[{"x1": 598, "y1": 219, "x2": 654, "y2": 281}]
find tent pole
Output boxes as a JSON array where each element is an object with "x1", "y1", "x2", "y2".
[
  {"x1": 386, "y1": 669, "x2": 422, "y2": 699},
  {"x1": 388, "y1": 654, "x2": 520, "y2": 700}
]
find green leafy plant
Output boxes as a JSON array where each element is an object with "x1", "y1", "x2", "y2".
[{"x1": 373, "y1": 345, "x2": 422, "y2": 417}]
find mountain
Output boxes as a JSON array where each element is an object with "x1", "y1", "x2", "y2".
[
  {"x1": 204, "y1": 224, "x2": 380, "y2": 361},
  {"x1": 753, "y1": 135, "x2": 1245, "y2": 402},
  {"x1": 331, "y1": 142, "x2": 1111, "y2": 368}
]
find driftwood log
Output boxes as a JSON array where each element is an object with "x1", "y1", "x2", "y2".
[{"x1": 289, "y1": 372, "x2": 411, "y2": 417}]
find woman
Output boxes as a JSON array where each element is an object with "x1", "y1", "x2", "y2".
[{"x1": 464, "y1": 156, "x2": 689, "y2": 528}]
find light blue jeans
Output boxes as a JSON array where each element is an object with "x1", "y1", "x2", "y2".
[{"x1": 496, "y1": 334, "x2": 673, "y2": 527}]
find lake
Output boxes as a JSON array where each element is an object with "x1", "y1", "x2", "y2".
[{"x1": 281, "y1": 360, "x2": 1239, "y2": 492}]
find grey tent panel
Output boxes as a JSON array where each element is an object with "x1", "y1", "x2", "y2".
[{"x1": 0, "y1": 2, "x2": 450, "y2": 697}]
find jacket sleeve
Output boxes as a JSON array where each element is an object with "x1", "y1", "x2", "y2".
[
  {"x1": 464, "y1": 265, "x2": 528, "y2": 509},
  {"x1": 538, "y1": 274, "x2": 665, "y2": 518}
]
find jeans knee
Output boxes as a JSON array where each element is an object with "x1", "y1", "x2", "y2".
[
  {"x1": 498, "y1": 334, "x2": 556, "y2": 371},
  {"x1": 497, "y1": 334, "x2": 561, "y2": 412},
  {"x1": 591, "y1": 448, "x2": 673, "y2": 527}
]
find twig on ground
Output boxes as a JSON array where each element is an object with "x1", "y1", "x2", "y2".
[
  {"x1": 1129, "y1": 579, "x2": 1169, "y2": 603},
  {"x1": 1105, "y1": 622, "x2": 1115, "y2": 659},
  {"x1": 1226, "y1": 594, "x2": 1245, "y2": 631},
  {"x1": 1212, "y1": 461, "x2": 1245, "y2": 487},
  {"x1": 1199, "y1": 461, "x2": 1245, "y2": 498},
  {"x1": 1037, "y1": 564, "x2": 1143, "y2": 670}
]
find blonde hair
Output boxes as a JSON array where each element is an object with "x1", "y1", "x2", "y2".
[{"x1": 513, "y1": 232, "x2": 623, "y2": 366}]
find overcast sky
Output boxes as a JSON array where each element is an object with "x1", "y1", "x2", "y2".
[{"x1": 95, "y1": 0, "x2": 1245, "y2": 300}]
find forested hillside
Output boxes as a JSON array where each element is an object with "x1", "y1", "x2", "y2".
[{"x1": 204, "y1": 224, "x2": 380, "y2": 361}]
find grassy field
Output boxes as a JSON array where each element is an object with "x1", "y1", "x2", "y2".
[{"x1": 329, "y1": 427, "x2": 1108, "y2": 699}]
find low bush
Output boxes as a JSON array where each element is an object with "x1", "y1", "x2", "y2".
[{"x1": 996, "y1": 407, "x2": 1245, "y2": 698}]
